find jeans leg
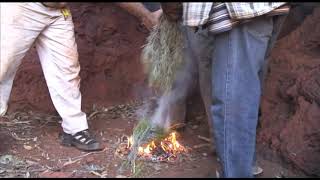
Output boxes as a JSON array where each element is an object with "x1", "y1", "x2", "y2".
[
  {"x1": 259, "y1": 15, "x2": 288, "y2": 87},
  {"x1": 255, "y1": 15, "x2": 288, "y2": 171},
  {"x1": 209, "y1": 16, "x2": 274, "y2": 177},
  {"x1": 184, "y1": 27, "x2": 215, "y2": 138},
  {"x1": 187, "y1": 29, "x2": 213, "y2": 126},
  {"x1": 164, "y1": 25, "x2": 199, "y2": 126}
]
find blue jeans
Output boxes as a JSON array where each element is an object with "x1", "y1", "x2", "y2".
[{"x1": 187, "y1": 15, "x2": 285, "y2": 178}]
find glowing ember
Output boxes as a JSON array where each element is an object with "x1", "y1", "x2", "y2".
[{"x1": 127, "y1": 132, "x2": 187, "y2": 162}]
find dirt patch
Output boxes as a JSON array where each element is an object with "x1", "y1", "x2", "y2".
[{"x1": 0, "y1": 101, "x2": 304, "y2": 178}]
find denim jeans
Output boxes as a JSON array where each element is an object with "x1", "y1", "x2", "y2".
[
  {"x1": 186, "y1": 15, "x2": 286, "y2": 178},
  {"x1": 167, "y1": 24, "x2": 213, "y2": 127},
  {"x1": 181, "y1": 25, "x2": 214, "y2": 134}
]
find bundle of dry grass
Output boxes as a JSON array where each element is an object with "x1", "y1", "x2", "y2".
[
  {"x1": 121, "y1": 119, "x2": 167, "y2": 176},
  {"x1": 141, "y1": 14, "x2": 184, "y2": 93},
  {"x1": 122, "y1": 12, "x2": 185, "y2": 177}
]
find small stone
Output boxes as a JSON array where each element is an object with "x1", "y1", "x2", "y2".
[
  {"x1": 116, "y1": 175, "x2": 127, "y2": 178},
  {"x1": 23, "y1": 145, "x2": 33, "y2": 150},
  {"x1": 191, "y1": 125, "x2": 198, "y2": 130},
  {"x1": 86, "y1": 157, "x2": 95, "y2": 163},
  {"x1": 202, "y1": 153, "x2": 207, "y2": 157},
  {"x1": 154, "y1": 164, "x2": 162, "y2": 171}
]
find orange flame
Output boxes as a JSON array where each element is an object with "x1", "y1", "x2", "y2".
[{"x1": 128, "y1": 132, "x2": 186, "y2": 160}]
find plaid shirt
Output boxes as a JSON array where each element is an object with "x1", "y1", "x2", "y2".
[{"x1": 183, "y1": 2, "x2": 290, "y2": 34}]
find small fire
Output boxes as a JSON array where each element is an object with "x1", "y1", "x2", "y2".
[{"x1": 127, "y1": 132, "x2": 186, "y2": 162}]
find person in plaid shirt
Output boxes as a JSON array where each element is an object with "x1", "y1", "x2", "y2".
[{"x1": 162, "y1": 2, "x2": 290, "y2": 178}]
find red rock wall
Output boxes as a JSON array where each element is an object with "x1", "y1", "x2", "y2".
[{"x1": 258, "y1": 7, "x2": 320, "y2": 176}]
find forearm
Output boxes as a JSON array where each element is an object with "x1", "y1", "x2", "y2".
[
  {"x1": 160, "y1": 3, "x2": 182, "y2": 21},
  {"x1": 116, "y1": 3, "x2": 151, "y2": 21}
]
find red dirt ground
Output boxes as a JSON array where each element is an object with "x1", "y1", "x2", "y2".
[{"x1": 0, "y1": 98, "x2": 305, "y2": 178}]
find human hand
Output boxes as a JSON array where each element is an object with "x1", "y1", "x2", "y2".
[
  {"x1": 141, "y1": 9, "x2": 163, "y2": 31},
  {"x1": 160, "y1": 3, "x2": 182, "y2": 22}
]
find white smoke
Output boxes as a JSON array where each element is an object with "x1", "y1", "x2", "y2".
[{"x1": 137, "y1": 37, "x2": 197, "y2": 130}]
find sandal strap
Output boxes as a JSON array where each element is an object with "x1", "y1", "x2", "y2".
[{"x1": 72, "y1": 130, "x2": 97, "y2": 145}]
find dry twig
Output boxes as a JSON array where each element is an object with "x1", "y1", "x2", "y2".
[
  {"x1": 193, "y1": 143, "x2": 211, "y2": 149},
  {"x1": 197, "y1": 135, "x2": 211, "y2": 143},
  {"x1": 59, "y1": 147, "x2": 108, "y2": 162}
]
